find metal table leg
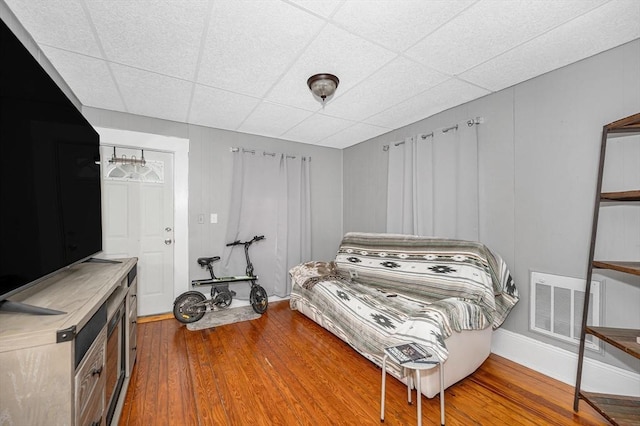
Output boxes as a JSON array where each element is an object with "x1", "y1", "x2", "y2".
[
  {"x1": 415, "y1": 369, "x2": 422, "y2": 426},
  {"x1": 380, "y1": 355, "x2": 387, "y2": 422},
  {"x1": 407, "y1": 368, "x2": 412, "y2": 405},
  {"x1": 439, "y1": 361, "x2": 445, "y2": 426}
]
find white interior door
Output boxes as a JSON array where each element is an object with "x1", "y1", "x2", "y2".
[{"x1": 101, "y1": 146, "x2": 174, "y2": 316}]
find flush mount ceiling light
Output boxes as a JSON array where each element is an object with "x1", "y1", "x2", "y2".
[{"x1": 307, "y1": 73, "x2": 339, "y2": 106}]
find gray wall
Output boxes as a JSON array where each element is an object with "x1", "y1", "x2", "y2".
[
  {"x1": 83, "y1": 108, "x2": 344, "y2": 284},
  {"x1": 343, "y1": 39, "x2": 640, "y2": 370}
]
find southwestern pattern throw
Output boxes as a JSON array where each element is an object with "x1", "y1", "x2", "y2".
[
  {"x1": 289, "y1": 260, "x2": 349, "y2": 290},
  {"x1": 289, "y1": 232, "x2": 518, "y2": 373}
]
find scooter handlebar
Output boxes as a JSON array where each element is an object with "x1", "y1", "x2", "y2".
[{"x1": 225, "y1": 235, "x2": 264, "y2": 246}]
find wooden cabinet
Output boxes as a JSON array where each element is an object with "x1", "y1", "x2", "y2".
[
  {"x1": 126, "y1": 276, "x2": 138, "y2": 377},
  {"x1": 0, "y1": 258, "x2": 137, "y2": 426},
  {"x1": 574, "y1": 113, "x2": 640, "y2": 425}
]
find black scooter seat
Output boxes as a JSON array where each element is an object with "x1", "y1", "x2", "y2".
[{"x1": 197, "y1": 256, "x2": 220, "y2": 266}]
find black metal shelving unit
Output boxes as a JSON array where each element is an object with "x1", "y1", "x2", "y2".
[{"x1": 573, "y1": 113, "x2": 640, "y2": 425}]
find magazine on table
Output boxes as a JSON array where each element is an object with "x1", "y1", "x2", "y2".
[{"x1": 385, "y1": 342, "x2": 433, "y2": 364}]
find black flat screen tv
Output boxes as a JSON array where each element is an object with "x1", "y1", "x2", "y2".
[{"x1": 0, "y1": 18, "x2": 102, "y2": 313}]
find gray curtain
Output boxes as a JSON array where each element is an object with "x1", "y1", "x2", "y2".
[
  {"x1": 222, "y1": 149, "x2": 311, "y2": 298},
  {"x1": 386, "y1": 124, "x2": 479, "y2": 240}
]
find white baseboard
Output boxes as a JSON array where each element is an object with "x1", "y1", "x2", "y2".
[{"x1": 491, "y1": 328, "x2": 640, "y2": 397}]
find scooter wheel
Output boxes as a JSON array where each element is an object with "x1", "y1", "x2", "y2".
[
  {"x1": 173, "y1": 291, "x2": 207, "y2": 324},
  {"x1": 250, "y1": 285, "x2": 268, "y2": 314}
]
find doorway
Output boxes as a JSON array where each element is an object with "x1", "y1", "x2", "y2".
[
  {"x1": 101, "y1": 146, "x2": 174, "y2": 316},
  {"x1": 96, "y1": 127, "x2": 189, "y2": 317}
]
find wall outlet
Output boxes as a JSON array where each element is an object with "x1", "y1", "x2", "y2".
[
  {"x1": 210, "y1": 213, "x2": 218, "y2": 224},
  {"x1": 197, "y1": 214, "x2": 204, "y2": 224}
]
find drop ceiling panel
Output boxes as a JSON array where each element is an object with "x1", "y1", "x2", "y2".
[
  {"x1": 111, "y1": 64, "x2": 193, "y2": 123},
  {"x1": 237, "y1": 102, "x2": 313, "y2": 139},
  {"x1": 281, "y1": 113, "x2": 355, "y2": 144},
  {"x1": 197, "y1": 0, "x2": 325, "y2": 97},
  {"x1": 332, "y1": 0, "x2": 475, "y2": 52},
  {"x1": 86, "y1": 0, "x2": 208, "y2": 80},
  {"x1": 266, "y1": 23, "x2": 397, "y2": 110},
  {"x1": 287, "y1": 0, "x2": 343, "y2": 18},
  {"x1": 318, "y1": 122, "x2": 391, "y2": 149},
  {"x1": 323, "y1": 56, "x2": 448, "y2": 122},
  {"x1": 365, "y1": 78, "x2": 490, "y2": 129},
  {"x1": 41, "y1": 46, "x2": 125, "y2": 111},
  {"x1": 406, "y1": 0, "x2": 610, "y2": 75},
  {"x1": 4, "y1": 0, "x2": 101, "y2": 56},
  {"x1": 189, "y1": 84, "x2": 261, "y2": 131},
  {"x1": 460, "y1": 0, "x2": 640, "y2": 91}
]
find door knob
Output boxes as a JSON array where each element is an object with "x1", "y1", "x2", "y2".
[
  {"x1": 164, "y1": 239, "x2": 172, "y2": 245},
  {"x1": 165, "y1": 227, "x2": 172, "y2": 232}
]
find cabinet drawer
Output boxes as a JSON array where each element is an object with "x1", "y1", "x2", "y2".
[
  {"x1": 128, "y1": 282, "x2": 138, "y2": 319},
  {"x1": 129, "y1": 325, "x2": 137, "y2": 352},
  {"x1": 80, "y1": 386, "x2": 104, "y2": 426},
  {"x1": 76, "y1": 326, "x2": 106, "y2": 424},
  {"x1": 129, "y1": 302, "x2": 137, "y2": 323},
  {"x1": 128, "y1": 324, "x2": 138, "y2": 374},
  {"x1": 126, "y1": 280, "x2": 138, "y2": 376}
]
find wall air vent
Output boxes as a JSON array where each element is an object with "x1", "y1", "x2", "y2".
[{"x1": 530, "y1": 271, "x2": 601, "y2": 351}]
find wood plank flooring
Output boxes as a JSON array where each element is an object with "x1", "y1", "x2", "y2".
[{"x1": 118, "y1": 301, "x2": 606, "y2": 425}]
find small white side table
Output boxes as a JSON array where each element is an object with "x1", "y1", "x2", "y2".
[{"x1": 380, "y1": 347, "x2": 445, "y2": 426}]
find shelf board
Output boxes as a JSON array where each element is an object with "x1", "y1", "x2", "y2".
[
  {"x1": 592, "y1": 261, "x2": 640, "y2": 276},
  {"x1": 578, "y1": 391, "x2": 640, "y2": 425},
  {"x1": 585, "y1": 326, "x2": 640, "y2": 359},
  {"x1": 600, "y1": 190, "x2": 640, "y2": 201},
  {"x1": 606, "y1": 112, "x2": 640, "y2": 132},
  {"x1": 604, "y1": 113, "x2": 640, "y2": 132}
]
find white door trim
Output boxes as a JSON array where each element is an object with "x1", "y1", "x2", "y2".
[{"x1": 96, "y1": 127, "x2": 189, "y2": 300}]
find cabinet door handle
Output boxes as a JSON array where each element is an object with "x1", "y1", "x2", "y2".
[{"x1": 91, "y1": 366, "x2": 103, "y2": 377}]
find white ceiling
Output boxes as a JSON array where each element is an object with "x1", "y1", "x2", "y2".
[{"x1": 4, "y1": 0, "x2": 639, "y2": 149}]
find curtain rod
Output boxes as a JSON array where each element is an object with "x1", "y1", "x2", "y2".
[
  {"x1": 392, "y1": 131, "x2": 434, "y2": 147},
  {"x1": 382, "y1": 117, "x2": 483, "y2": 151},
  {"x1": 420, "y1": 132, "x2": 435, "y2": 139},
  {"x1": 230, "y1": 147, "x2": 310, "y2": 161}
]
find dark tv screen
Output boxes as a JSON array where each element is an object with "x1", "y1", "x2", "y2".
[{"x1": 0, "y1": 18, "x2": 102, "y2": 302}]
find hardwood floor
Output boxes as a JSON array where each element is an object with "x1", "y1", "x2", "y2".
[{"x1": 118, "y1": 301, "x2": 606, "y2": 425}]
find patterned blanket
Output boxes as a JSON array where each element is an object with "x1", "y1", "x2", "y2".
[{"x1": 289, "y1": 232, "x2": 518, "y2": 367}]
